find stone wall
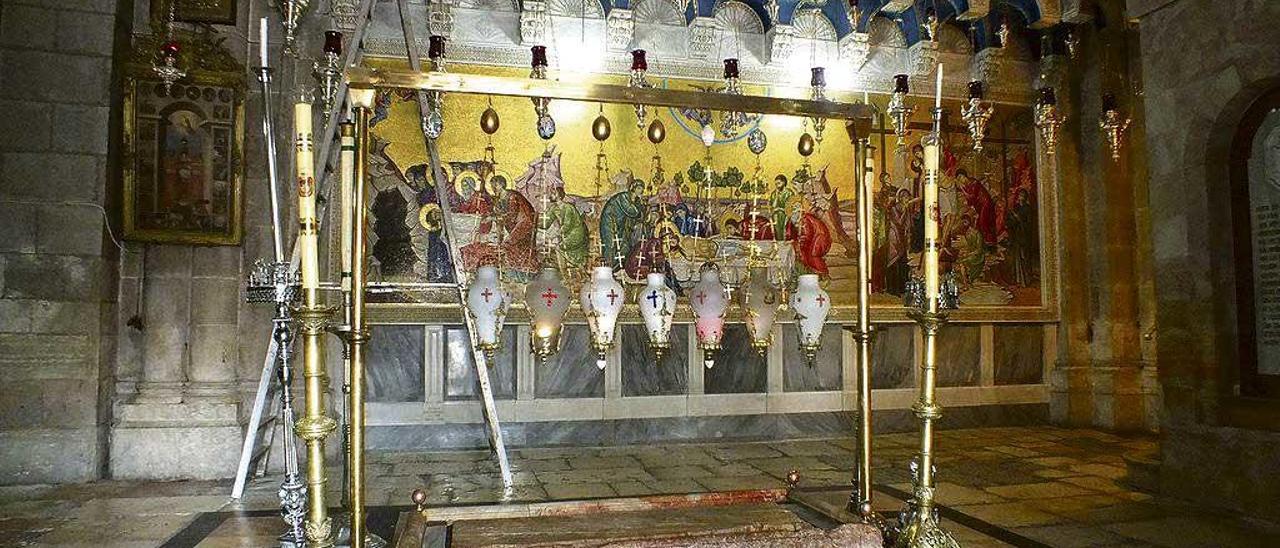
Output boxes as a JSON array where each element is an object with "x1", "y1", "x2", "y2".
[
  {"x1": 1128, "y1": 0, "x2": 1280, "y2": 522},
  {"x1": 0, "y1": 0, "x2": 124, "y2": 483}
]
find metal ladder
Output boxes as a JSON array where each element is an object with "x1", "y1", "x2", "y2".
[{"x1": 232, "y1": 0, "x2": 513, "y2": 499}]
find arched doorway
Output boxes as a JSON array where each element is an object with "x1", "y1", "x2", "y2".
[{"x1": 1232, "y1": 87, "x2": 1280, "y2": 397}]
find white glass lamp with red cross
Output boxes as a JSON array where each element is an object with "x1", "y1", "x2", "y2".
[
  {"x1": 742, "y1": 267, "x2": 781, "y2": 357},
  {"x1": 790, "y1": 273, "x2": 831, "y2": 365},
  {"x1": 525, "y1": 266, "x2": 571, "y2": 364},
  {"x1": 465, "y1": 265, "x2": 510, "y2": 363},
  {"x1": 580, "y1": 265, "x2": 625, "y2": 370},
  {"x1": 637, "y1": 271, "x2": 677, "y2": 363},
  {"x1": 689, "y1": 264, "x2": 729, "y2": 369}
]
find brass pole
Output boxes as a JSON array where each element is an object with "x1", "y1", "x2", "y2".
[
  {"x1": 348, "y1": 97, "x2": 373, "y2": 546},
  {"x1": 849, "y1": 134, "x2": 886, "y2": 532},
  {"x1": 895, "y1": 107, "x2": 958, "y2": 548},
  {"x1": 293, "y1": 99, "x2": 338, "y2": 547}
]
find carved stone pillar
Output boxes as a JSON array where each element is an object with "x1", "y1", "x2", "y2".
[
  {"x1": 765, "y1": 24, "x2": 795, "y2": 65},
  {"x1": 520, "y1": 0, "x2": 549, "y2": 46},
  {"x1": 688, "y1": 17, "x2": 717, "y2": 60},
  {"x1": 606, "y1": 8, "x2": 634, "y2": 52},
  {"x1": 839, "y1": 32, "x2": 871, "y2": 70},
  {"x1": 135, "y1": 245, "x2": 191, "y2": 404}
]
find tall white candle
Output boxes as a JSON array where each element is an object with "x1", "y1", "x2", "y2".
[
  {"x1": 295, "y1": 101, "x2": 318, "y2": 291},
  {"x1": 339, "y1": 124, "x2": 355, "y2": 291},
  {"x1": 259, "y1": 17, "x2": 269, "y2": 68},
  {"x1": 935, "y1": 64, "x2": 943, "y2": 110},
  {"x1": 923, "y1": 63, "x2": 943, "y2": 310}
]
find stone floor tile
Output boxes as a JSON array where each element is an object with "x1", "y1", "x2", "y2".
[
  {"x1": 1103, "y1": 516, "x2": 1280, "y2": 547},
  {"x1": 569, "y1": 455, "x2": 644, "y2": 470},
  {"x1": 987, "y1": 445, "x2": 1044, "y2": 458},
  {"x1": 695, "y1": 475, "x2": 785, "y2": 491},
  {"x1": 984, "y1": 481, "x2": 1095, "y2": 499},
  {"x1": 1033, "y1": 468, "x2": 1079, "y2": 479},
  {"x1": 704, "y1": 443, "x2": 786, "y2": 461},
  {"x1": 1069, "y1": 463, "x2": 1128, "y2": 479},
  {"x1": 609, "y1": 480, "x2": 657, "y2": 497},
  {"x1": 647, "y1": 465, "x2": 715, "y2": 480},
  {"x1": 1012, "y1": 523, "x2": 1134, "y2": 547},
  {"x1": 772, "y1": 439, "x2": 841, "y2": 457},
  {"x1": 742, "y1": 456, "x2": 833, "y2": 479},
  {"x1": 1060, "y1": 475, "x2": 1131, "y2": 493},
  {"x1": 1028, "y1": 456, "x2": 1085, "y2": 467},
  {"x1": 951, "y1": 501, "x2": 1067, "y2": 528},
  {"x1": 543, "y1": 482, "x2": 616, "y2": 500}
]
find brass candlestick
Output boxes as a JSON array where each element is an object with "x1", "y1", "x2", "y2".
[{"x1": 894, "y1": 106, "x2": 959, "y2": 548}]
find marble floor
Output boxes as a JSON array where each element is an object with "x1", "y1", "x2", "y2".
[{"x1": 2, "y1": 426, "x2": 1278, "y2": 547}]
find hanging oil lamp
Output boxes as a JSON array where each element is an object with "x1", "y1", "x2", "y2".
[
  {"x1": 423, "y1": 36, "x2": 448, "y2": 139},
  {"x1": 274, "y1": 0, "x2": 312, "y2": 55},
  {"x1": 638, "y1": 272, "x2": 677, "y2": 362},
  {"x1": 922, "y1": 7, "x2": 940, "y2": 43},
  {"x1": 809, "y1": 67, "x2": 828, "y2": 144},
  {"x1": 530, "y1": 46, "x2": 555, "y2": 139},
  {"x1": 996, "y1": 16, "x2": 1011, "y2": 49},
  {"x1": 961, "y1": 80, "x2": 993, "y2": 151},
  {"x1": 1034, "y1": 87, "x2": 1063, "y2": 155},
  {"x1": 745, "y1": 128, "x2": 769, "y2": 243},
  {"x1": 525, "y1": 266, "x2": 570, "y2": 364},
  {"x1": 791, "y1": 274, "x2": 831, "y2": 366},
  {"x1": 581, "y1": 266, "x2": 625, "y2": 369},
  {"x1": 647, "y1": 116, "x2": 666, "y2": 197},
  {"x1": 466, "y1": 265, "x2": 510, "y2": 362},
  {"x1": 690, "y1": 263, "x2": 729, "y2": 369},
  {"x1": 153, "y1": 1, "x2": 186, "y2": 93},
  {"x1": 629, "y1": 49, "x2": 651, "y2": 129},
  {"x1": 742, "y1": 267, "x2": 780, "y2": 357},
  {"x1": 887, "y1": 74, "x2": 915, "y2": 146},
  {"x1": 313, "y1": 31, "x2": 343, "y2": 113},
  {"x1": 720, "y1": 58, "x2": 751, "y2": 137},
  {"x1": 1099, "y1": 93, "x2": 1131, "y2": 161},
  {"x1": 592, "y1": 105, "x2": 610, "y2": 197}
]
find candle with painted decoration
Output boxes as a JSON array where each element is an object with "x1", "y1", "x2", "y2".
[
  {"x1": 922, "y1": 64, "x2": 943, "y2": 309},
  {"x1": 295, "y1": 100, "x2": 318, "y2": 291},
  {"x1": 339, "y1": 123, "x2": 355, "y2": 291}
]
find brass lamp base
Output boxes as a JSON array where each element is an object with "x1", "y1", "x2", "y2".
[
  {"x1": 699, "y1": 342, "x2": 720, "y2": 368},
  {"x1": 648, "y1": 340, "x2": 670, "y2": 363}
]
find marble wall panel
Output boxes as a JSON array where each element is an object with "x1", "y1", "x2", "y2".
[
  {"x1": 704, "y1": 325, "x2": 768, "y2": 394},
  {"x1": 995, "y1": 325, "x2": 1044, "y2": 385},
  {"x1": 366, "y1": 325, "x2": 426, "y2": 403},
  {"x1": 445, "y1": 325, "x2": 517, "y2": 401},
  {"x1": 871, "y1": 324, "x2": 915, "y2": 389},
  {"x1": 535, "y1": 326, "x2": 604, "y2": 398},
  {"x1": 936, "y1": 325, "x2": 981, "y2": 387},
  {"x1": 621, "y1": 324, "x2": 689, "y2": 397},
  {"x1": 782, "y1": 324, "x2": 844, "y2": 392}
]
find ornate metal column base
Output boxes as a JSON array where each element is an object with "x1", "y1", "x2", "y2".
[{"x1": 294, "y1": 304, "x2": 338, "y2": 548}]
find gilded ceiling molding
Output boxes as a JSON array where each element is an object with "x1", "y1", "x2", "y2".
[
  {"x1": 838, "y1": 31, "x2": 871, "y2": 70},
  {"x1": 765, "y1": 24, "x2": 796, "y2": 65}
]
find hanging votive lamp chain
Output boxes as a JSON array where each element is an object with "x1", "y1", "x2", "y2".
[
  {"x1": 1099, "y1": 92, "x2": 1131, "y2": 161},
  {"x1": 153, "y1": 0, "x2": 186, "y2": 93},
  {"x1": 630, "y1": 50, "x2": 651, "y2": 129},
  {"x1": 423, "y1": 36, "x2": 448, "y2": 139},
  {"x1": 961, "y1": 80, "x2": 993, "y2": 152},
  {"x1": 720, "y1": 58, "x2": 750, "y2": 137},
  {"x1": 810, "y1": 67, "x2": 828, "y2": 144},
  {"x1": 1034, "y1": 87, "x2": 1063, "y2": 155},
  {"x1": 887, "y1": 74, "x2": 915, "y2": 146},
  {"x1": 530, "y1": 46, "x2": 556, "y2": 140},
  {"x1": 313, "y1": 31, "x2": 343, "y2": 113}
]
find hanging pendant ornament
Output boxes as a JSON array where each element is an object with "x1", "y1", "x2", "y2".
[
  {"x1": 1099, "y1": 93, "x2": 1131, "y2": 161},
  {"x1": 153, "y1": 1, "x2": 186, "y2": 93},
  {"x1": 922, "y1": 7, "x2": 940, "y2": 43},
  {"x1": 690, "y1": 263, "x2": 729, "y2": 369},
  {"x1": 592, "y1": 109, "x2": 612, "y2": 142},
  {"x1": 798, "y1": 132, "x2": 816, "y2": 158},
  {"x1": 961, "y1": 81, "x2": 994, "y2": 151},
  {"x1": 647, "y1": 118, "x2": 666, "y2": 144},
  {"x1": 629, "y1": 50, "x2": 651, "y2": 129},
  {"x1": 530, "y1": 46, "x2": 556, "y2": 140},
  {"x1": 480, "y1": 102, "x2": 501, "y2": 135},
  {"x1": 720, "y1": 59, "x2": 752, "y2": 137},
  {"x1": 886, "y1": 74, "x2": 916, "y2": 146},
  {"x1": 274, "y1": 0, "x2": 313, "y2": 56},
  {"x1": 1034, "y1": 87, "x2": 1063, "y2": 155},
  {"x1": 747, "y1": 128, "x2": 768, "y2": 155},
  {"x1": 809, "y1": 67, "x2": 828, "y2": 144},
  {"x1": 423, "y1": 36, "x2": 448, "y2": 139},
  {"x1": 313, "y1": 31, "x2": 344, "y2": 113}
]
